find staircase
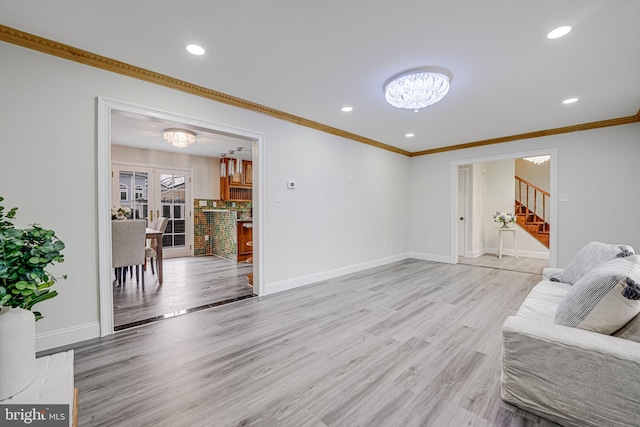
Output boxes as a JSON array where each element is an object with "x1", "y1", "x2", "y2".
[{"x1": 515, "y1": 176, "x2": 550, "y2": 248}]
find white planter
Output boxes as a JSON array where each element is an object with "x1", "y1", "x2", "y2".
[{"x1": 0, "y1": 306, "x2": 36, "y2": 400}]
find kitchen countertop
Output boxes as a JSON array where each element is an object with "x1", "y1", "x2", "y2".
[{"x1": 201, "y1": 209, "x2": 251, "y2": 221}]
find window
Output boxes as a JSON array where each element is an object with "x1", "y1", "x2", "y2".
[{"x1": 119, "y1": 184, "x2": 128, "y2": 201}]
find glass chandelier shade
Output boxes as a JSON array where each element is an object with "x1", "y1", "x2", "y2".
[
  {"x1": 384, "y1": 71, "x2": 450, "y2": 111},
  {"x1": 163, "y1": 129, "x2": 196, "y2": 148},
  {"x1": 523, "y1": 155, "x2": 550, "y2": 165}
]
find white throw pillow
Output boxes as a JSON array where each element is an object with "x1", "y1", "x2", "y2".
[
  {"x1": 554, "y1": 256, "x2": 640, "y2": 334},
  {"x1": 559, "y1": 241, "x2": 635, "y2": 285}
]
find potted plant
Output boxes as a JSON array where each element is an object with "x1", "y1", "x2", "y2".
[{"x1": 0, "y1": 196, "x2": 66, "y2": 399}]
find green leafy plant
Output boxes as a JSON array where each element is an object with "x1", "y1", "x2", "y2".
[{"x1": 0, "y1": 196, "x2": 66, "y2": 320}]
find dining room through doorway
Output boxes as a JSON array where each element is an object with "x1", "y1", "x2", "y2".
[{"x1": 108, "y1": 106, "x2": 257, "y2": 331}]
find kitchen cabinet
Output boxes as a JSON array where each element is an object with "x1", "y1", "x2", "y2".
[
  {"x1": 220, "y1": 159, "x2": 252, "y2": 201},
  {"x1": 237, "y1": 220, "x2": 253, "y2": 262}
]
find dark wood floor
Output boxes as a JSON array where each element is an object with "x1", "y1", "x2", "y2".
[
  {"x1": 113, "y1": 255, "x2": 254, "y2": 328},
  {"x1": 67, "y1": 259, "x2": 559, "y2": 426}
]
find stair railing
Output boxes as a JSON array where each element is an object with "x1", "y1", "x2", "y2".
[{"x1": 515, "y1": 175, "x2": 550, "y2": 224}]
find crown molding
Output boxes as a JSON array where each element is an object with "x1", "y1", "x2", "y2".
[
  {"x1": 0, "y1": 25, "x2": 410, "y2": 157},
  {"x1": 1, "y1": 24, "x2": 638, "y2": 159},
  {"x1": 409, "y1": 114, "x2": 640, "y2": 157}
]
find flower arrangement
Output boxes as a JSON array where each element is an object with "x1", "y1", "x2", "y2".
[
  {"x1": 493, "y1": 211, "x2": 516, "y2": 228},
  {"x1": 111, "y1": 205, "x2": 132, "y2": 220}
]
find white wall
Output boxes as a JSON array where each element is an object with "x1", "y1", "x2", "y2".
[
  {"x1": 111, "y1": 145, "x2": 220, "y2": 200},
  {"x1": 484, "y1": 160, "x2": 516, "y2": 251},
  {"x1": 0, "y1": 42, "x2": 410, "y2": 349},
  {"x1": 515, "y1": 158, "x2": 550, "y2": 192},
  {"x1": 485, "y1": 159, "x2": 516, "y2": 225},
  {"x1": 410, "y1": 122, "x2": 640, "y2": 267}
]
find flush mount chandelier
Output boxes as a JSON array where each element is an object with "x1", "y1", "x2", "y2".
[
  {"x1": 163, "y1": 128, "x2": 196, "y2": 148},
  {"x1": 523, "y1": 155, "x2": 551, "y2": 165},
  {"x1": 384, "y1": 70, "x2": 450, "y2": 112}
]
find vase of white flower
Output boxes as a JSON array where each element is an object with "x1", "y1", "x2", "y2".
[
  {"x1": 111, "y1": 205, "x2": 132, "y2": 220},
  {"x1": 493, "y1": 211, "x2": 516, "y2": 228}
]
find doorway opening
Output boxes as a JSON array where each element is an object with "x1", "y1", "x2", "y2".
[
  {"x1": 451, "y1": 148, "x2": 557, "y2": 274},
  {"x1": 97, "y1": 97, "x2": 265, "y2": 336}
]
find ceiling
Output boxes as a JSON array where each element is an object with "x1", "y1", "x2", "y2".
[
  {"x1": 110, "y1": 110, "x2": 254, "y2": 159},
  {"x1": 2, "y1": 0, "x2": 639, "y2": 155}
]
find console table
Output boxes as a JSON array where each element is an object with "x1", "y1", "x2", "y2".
[
  {"x1": 0, "y1": 350, "x2": 77, "y2": 427},
  {"x1": 497, "y1": 228, "x2": 518, "y2": 259}
]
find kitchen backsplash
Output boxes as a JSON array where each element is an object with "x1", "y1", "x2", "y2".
[{"x1": 194, "y1": 199, "x2": 252, "y2": 256}]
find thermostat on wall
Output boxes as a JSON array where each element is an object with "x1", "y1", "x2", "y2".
[{"x1": 287, "y1": 181, "x2": 296, "y2": 189}]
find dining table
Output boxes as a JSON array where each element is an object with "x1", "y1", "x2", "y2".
[{"x1": 145, "y1": 227, "x2": 164, "y2": 284}]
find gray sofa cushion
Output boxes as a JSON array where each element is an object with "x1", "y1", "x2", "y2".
[
  {"x1": 516, "y1": 280, "x2": 571, "y2": 323},
  {"x1": 559, "y1": 241, "x2": 635, "y2": 285},
  {"x1": 614, "y1": 313, "x2": 640, "y2": 343},
  {"x1": 554, "y1": 256, "x2": 640, "y2": 334}
]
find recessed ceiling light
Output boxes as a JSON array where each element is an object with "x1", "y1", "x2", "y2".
[
  {"x1": 562, "y1": 97, "x2": 578, "y2": 104},
  {"x1": 547, "y1": 26, "x2": 571, "y2": 39},
  {"x1": 405, "y1": 133, "x2": 415, "y2": 138},
  {"x1": 186, "y1": 44, "x2": 205, "y2": 55},
  {"x1": 341, "y1": 106, "x2": 353, "y2": 112}
]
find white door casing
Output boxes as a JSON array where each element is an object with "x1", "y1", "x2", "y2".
[{"x1": 98, "y1": 97, "x2": 266, "y2": 336}]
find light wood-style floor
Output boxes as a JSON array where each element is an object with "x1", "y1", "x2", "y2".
[
  {"x1": 458, "y1": 254, "x2": 549, "y2": 275},
  {"x1": 65, "y1": 259, "x2": 560, "y2": 426},
  {"x1": 113, "y1": 256, "x2": 254, "y2": 328}
]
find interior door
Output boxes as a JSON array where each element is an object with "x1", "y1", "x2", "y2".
[
  {"x1": 457, "y1": 168, "x2": 468, "y2": 257},
  {"x1": 156, "y1": 169, "x2": 192, "y2": 258},
  {"x1": 112, "y1": 164, "x2": 193, "y2": 259}
]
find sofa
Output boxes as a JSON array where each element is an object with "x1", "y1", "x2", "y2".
[{"x1": 501, "y1": 249, "x2": 640, "y2": 427}]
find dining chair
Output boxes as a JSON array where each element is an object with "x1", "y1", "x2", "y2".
[
  {"x1": 112, "y1": 219, "x2": 147, "y2": 286},
  {"x1": 145, "y1": 216, "x2": 168, "y2": 275}
]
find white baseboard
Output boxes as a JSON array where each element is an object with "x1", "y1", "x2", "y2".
[
  {"x1": 408, "y1": 252, "x2": 452, "y2": 264},
  {"x1": 484, "y1": 247, "x2": 550, "y2": 259},
  {"x1": 464, "y1": 249, "x2": 485, "y2": 258},
  {"x1": 36, "y1": 322, "x2": 100, "y2": 352},
  {"x1": 265, "y1": 253, "x2": 411, "y2": 295}
]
